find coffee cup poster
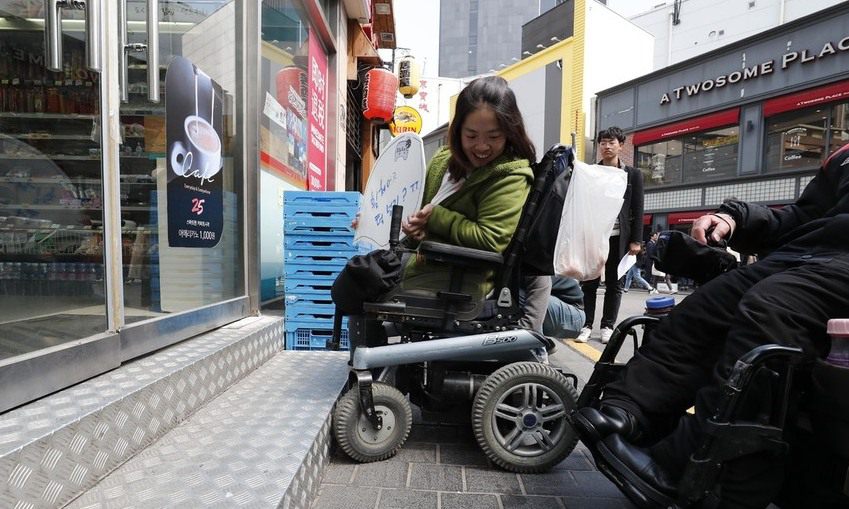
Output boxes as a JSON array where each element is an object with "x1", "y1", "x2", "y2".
[{"x1": 166, "y1": 56, "x2": 225, "y2": 248}]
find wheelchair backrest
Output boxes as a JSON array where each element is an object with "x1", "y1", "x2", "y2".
[{"x1": 497, "y1": 144, "x2": 575, "y2": 290}]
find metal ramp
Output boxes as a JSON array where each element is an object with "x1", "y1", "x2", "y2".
[{"x1": 0, "y1": 315, "x2": 349, "y2": 509}]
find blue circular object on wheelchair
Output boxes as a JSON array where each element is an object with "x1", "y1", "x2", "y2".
[{"x1": 645, "y1": 296, "x2": 675, "y2": 310}]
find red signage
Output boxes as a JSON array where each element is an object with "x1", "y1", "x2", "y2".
[
  {"x1": 763, "y1": 79, "x2": 849, "y2": 117},
  {"x1": 307, "y1": 31, "x2": 328, "y2": 191},
  {"x1": 667, "y1": 210, "x2": 712, "y2": 225},
  {"x1": 632, "y1": 108, "x2": 740, "y2": 146}
]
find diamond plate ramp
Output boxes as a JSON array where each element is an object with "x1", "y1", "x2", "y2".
[
  {"x1": 0, "y1": 316, "x2": 283, "y2": 509},
  {"x1": 66, "y1": 351, "x2": 349, "y2": 509}
]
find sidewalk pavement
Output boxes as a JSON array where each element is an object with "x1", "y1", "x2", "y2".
[{"x1": 312, "y1": 341, "x2": 635, "y2": 509}]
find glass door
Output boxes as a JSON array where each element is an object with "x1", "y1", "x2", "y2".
[
  {"x1": 0, "y1": 2, "x2": 107, "y2": 360},
  {"x1": 119, "y1": 1, "x2": 245, "y2": 329},
  {"x1": 0, "y1": 0, "x2": 250, "y2": 411}
]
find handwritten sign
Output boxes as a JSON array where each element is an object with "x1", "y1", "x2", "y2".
[{"x1": 355, "y1": 132, "x2": 426, "y2": 250}]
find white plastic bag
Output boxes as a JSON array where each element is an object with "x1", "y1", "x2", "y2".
[{"x1": 553, "y1": 160, "x2": 627, "y2": 281}]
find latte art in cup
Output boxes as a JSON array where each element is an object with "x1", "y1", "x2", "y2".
[{"x1": 188, "y1": 118, "x2": 220, "y2": 153}]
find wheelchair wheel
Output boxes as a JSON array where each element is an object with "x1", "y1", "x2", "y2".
[
  {"x1": 472, "y1": 362, "x2": 579, "y2": 473},
  {"x1": 333, "y1": 382, "x2": 412, "y2": 463}
]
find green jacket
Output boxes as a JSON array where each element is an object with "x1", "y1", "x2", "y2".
[{"x1": 402, "y1": 147, "x2": 534, "y2": 304}]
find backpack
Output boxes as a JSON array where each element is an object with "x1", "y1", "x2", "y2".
[{"x1": 514, "y1": 144, "x2": 575, "y2": 276}]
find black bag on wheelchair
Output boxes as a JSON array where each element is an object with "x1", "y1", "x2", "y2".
[{"x1": 331, "y1": 249, "x2": 403, "y2": 314}]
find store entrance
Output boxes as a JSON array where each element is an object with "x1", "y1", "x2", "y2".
[{"x1": 0, "y1": 2, "x2": 246, "y2": 391}]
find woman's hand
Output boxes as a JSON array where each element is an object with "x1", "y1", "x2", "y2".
[
  {"x1": 692, "y1": 213, "x2": 735, "y2": 245},
  {"x1": 402, "y1": 204, "x2": 434, "y2": 241}
]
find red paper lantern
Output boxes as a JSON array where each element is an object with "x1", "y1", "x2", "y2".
[{"x1": 362, "y1": 68, "x2": 398, "y2": 122}]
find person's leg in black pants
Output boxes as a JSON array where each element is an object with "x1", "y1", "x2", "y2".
[{"x1": 599, "y1": 235, "x2": 623, "y2": 332}]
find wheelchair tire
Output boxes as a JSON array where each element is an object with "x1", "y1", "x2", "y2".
[
  {"x1": 333, "y1": 383, "x2": 412, "y2": 463},
  {"x1": 472, "y1": 361, "x2": 579, "y2": 473}
]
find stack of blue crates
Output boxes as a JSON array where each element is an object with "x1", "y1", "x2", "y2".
[{"x1": 283, "y1": 191, "x2": 360, "y2": 351}]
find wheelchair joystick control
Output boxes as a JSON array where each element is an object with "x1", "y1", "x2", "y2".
[
  {"x1": 389, "y1": 204, "x2": 403, "y2": 251},
  {"x1": 826, "y1": 319, "x2": 849, "y2": 368}
]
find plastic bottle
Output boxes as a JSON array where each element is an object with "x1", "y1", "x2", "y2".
[
  {"x1": 643, "y1": 296, "x2": 676, "y2": 347},
  {"x1": 826, "y1": 319, "x2": 849, "y2": 368},
  {"x1": 645, "y1": 295, "x2": 676, "y2": 317}
]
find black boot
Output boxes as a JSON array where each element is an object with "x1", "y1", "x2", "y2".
[
  {"x1": 601, "y1": 434, "x2": 678, "y2": 495},
  {"x1": 572, "y1": 404, "x2": 643, "y2": 445}
]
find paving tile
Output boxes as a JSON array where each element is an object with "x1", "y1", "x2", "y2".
[
  {"x1": 442, "y1": 492, "x2": 499, "y2": 509},
  {"x1": 519, "y1": 471, "x2": 579, "y2": 496},
  {"x1": 390, "y1": 442, "x2": 437, "y2": 463},
  {"x1": 550, "y1": 450, "x2": 594, "y2": 471},
  {"x1": 408, "y1": 423, "x2": 474, "y2": 444},
  {"x1": 321, "y1": 461, "x2": 356, "y2": 485},
  {"x1": 567, "y1": 471, "x2": 627, "y2": 499},
  {"x1": 562, "y1": 496, "x2": 635, "y2": 508},
  {"x1": 353, "y1": 460, "x2": 409, "y2": 488},
  {"x1": 501, "y1": 495, "x2": 564, "y2": 509},
  {"x1": 408, "y1": 463, "x2": 463, "y2": 491},
  {"x1": 378, "y1": 488, "x2": 438, "y2": 509},
  {"x1": 439, "y1": 444, "x2": 490, "y2": 466},
  {"x1": 464, "y1": 466, "x2": 522, "y2": 494},
  {"x1": 312, "y1": 485, "x2": 380, "y2": 509}
]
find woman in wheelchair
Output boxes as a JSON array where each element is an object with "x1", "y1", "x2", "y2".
[
  {"x1": 332, "y1": 77, "x2": 582, "y2": 473},
  {"x1": 357, "y1": 75, "x2": 539, "y2": 343},
  {"x1": 573, "y1": 143, "x2": 849, "y2": 508}
]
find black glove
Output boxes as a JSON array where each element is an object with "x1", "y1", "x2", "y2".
[{"x1": 653, "y1": 230, "x2": 738, "y2": 285}]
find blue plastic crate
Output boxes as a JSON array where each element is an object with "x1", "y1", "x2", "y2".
[
  {"x1": 285, "y1": 293, "x2": 334, "y2": 307},
  {"x1": 284, "y1": 203, "x2": 358, "y2": 219},
  {"x1": 284, "y1": 191, "x2": 360, "y2": 208},
  {"x1": 284, "y1": 234, "x2": 359, "y2": 252},
  {"x1": 285, "y1": 249, "x2": 354, "y2": 266},
  {"x1": 285, "y1": 308, "x2": 336, "y2": 322},
  {"x1": 284, "y1": 222, "x2": 356, "y2": 236},
  {"x1": 284, "y1": 216, "x2": 358, "y2": 231},
  {"x1": 283, "y1": 263, "x2": 343, "y2": 279},
  {"x1": 283, "y1": 277, "x2": 335, "y2": 294},
  {"x1": 286, "y1": 321, "x2": 351, "y2": 351}
]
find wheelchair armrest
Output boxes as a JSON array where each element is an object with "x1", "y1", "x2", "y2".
[{"x1": 418, "y1": 240, "x2": 503, "y2": 267}]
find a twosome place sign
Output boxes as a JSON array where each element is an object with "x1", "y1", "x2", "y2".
[{"x1": 660, "y1": 35, "x2": 849, "y2": 105}]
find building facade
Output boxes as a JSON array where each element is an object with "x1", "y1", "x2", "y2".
[
  {"x1": 596, "y1": 1, "x2": 849, "y2": 234},
  {"x1": 628, "y1": 0, "x2": 844, "y2": 70},
  {"x1": 438, "y1": 0, "x2": 565, "y2": 78}
]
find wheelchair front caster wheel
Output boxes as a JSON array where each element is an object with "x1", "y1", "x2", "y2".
[
  {"x1": 333, "y1": 382, "x2": 412, "y2": 462},
  {"x1": 472, "y1": 362, "x2": 579, "y2": 473}
]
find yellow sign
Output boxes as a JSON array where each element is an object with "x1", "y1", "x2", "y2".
[{"x1": 389, "y1": 106, "x2": 423, "y2": 136}]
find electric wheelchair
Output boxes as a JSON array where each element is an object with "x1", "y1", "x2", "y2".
[
  {"x1": 572, "y1": 235, "x2": 849, "y2": 508},
  {"x1": 329, "y1": 144, "x2": 581, "y2": 473}
]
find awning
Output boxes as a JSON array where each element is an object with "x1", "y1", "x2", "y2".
[
  {"x1": 763, "y1": 79, "x2": 849, "y2": 117},
  {"x1": 667, "y1": 210, "x2": 712, "y2": 225},
  {"x1": 632, "y1": 108, "x2": 740, "y2": 146}
]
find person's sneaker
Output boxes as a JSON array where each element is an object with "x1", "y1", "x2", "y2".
[
  {"x1": 600, "y1": 327, "x2": 614, "y2": 344},
  {"x1": 574, "y1": 327, "x2": 592, "y2": 343},
  {"x1": 649, "y1": 288, "x2": 659, "y2": 295},
  {"x1": 622, "y1": 288, "x2": 629, "y2": 293}
]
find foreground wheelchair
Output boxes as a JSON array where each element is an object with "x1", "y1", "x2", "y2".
[
  {"x1": 329, "y1": 145, "x2": 581, "y2": 473},
  {"x1": 572, "y1": 239, "x2": 849, "y2": 508}
]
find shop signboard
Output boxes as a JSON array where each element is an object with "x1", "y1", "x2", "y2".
[
  {"x1": 165, "y1": 56, "x2": 225, "y2": 248},
  {"x1": 307, "y1": 31, "x2": 328, "y2": 191}
]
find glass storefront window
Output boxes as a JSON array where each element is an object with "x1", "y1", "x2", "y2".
[
  {"x1": 829, "y1": 103, "x2": 849, "y2": 157},
  {"x1": 682, "y1": 126, "x2": 739, "y2": 183},
  {"x1": 636, "y1": 139, "x2": 683, "y2": 188},
  {"x1": 764, "y1": 108, "x2": 827, "y2": 172}
]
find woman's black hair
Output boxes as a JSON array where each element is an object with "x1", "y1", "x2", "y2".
[{"x1": 447, "y1": 76, "x2": 536, "y2": 180}]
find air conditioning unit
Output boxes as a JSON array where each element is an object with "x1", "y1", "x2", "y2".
[{"x1": 344, "y1": 0, "x2": 371, "y2": 24}]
